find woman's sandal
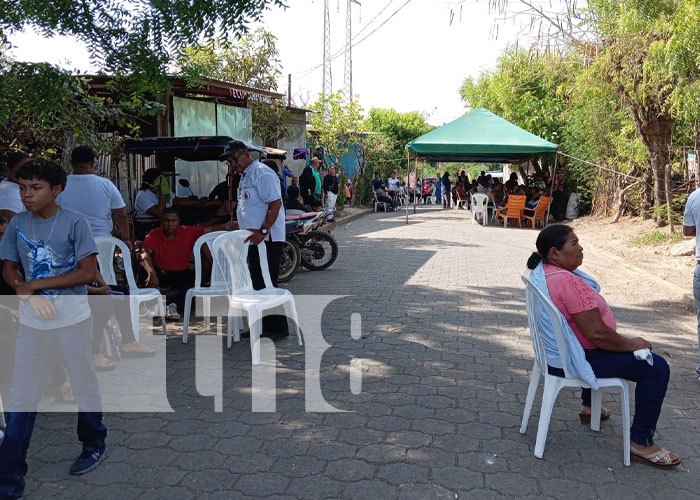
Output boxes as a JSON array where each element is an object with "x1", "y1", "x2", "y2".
[
  {"x1": 579, "y1": 407, "x2": 611, "y2": 424},
  {"x1": 631, "y1": 447, "x2": 682, "y2": 468},
  {"x1": 92, "y1": 354, "x2": 116, "y2": 372}
]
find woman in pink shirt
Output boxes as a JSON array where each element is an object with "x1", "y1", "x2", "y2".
[{"x1": 526, "y1": 225, "x2": 680, "y2": 468}]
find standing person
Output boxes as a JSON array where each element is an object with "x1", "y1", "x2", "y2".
[
  {"x1": 0, "y1": 159, "x2": 108, "y2": 499},
  {"x1": 220, "y1": 141, "x2": 289, "y2": 340},
  {"x1": 281, "y1": 163, "x2": 293, "y2": 198},
  {"x1": 58, "y1": 146, "x2": 131, "y2": 248},
  {"x1": 683, "y1": 190, "x2": 700, "y2": 380},
  {"x1": 322, "y1": 165, "x2": 339, "y2": 222},
  {"x1": 442, "y1": 172, "x2": 451, "y2": 208},
  {"x1": 299, "y1": 166, "x2": 317, "y2": 207},
  {"x1": 310, "y1": 157, "x2": 322, "y2": 203},
  {"x1": 434, "y1": 172, "x2": 442, "y2": 206},
  {"x1": 0, "y1": 152, "x2": 30, "y2": 220},
  {"x1": 58, "y1": 145, "x2": 154, "y2": 360}
]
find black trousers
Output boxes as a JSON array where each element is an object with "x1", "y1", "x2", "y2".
[
  {"x1": 156, "y1": 268, "x2": 195, "y2": 314},
  {"x1": 247, "y1": 241, "x2": 289, "y2": 335},
  {"x1": 89, "y1": 285, "x2": 137, "y2": 354}
]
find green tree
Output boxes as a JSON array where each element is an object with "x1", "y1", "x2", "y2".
[
  {"x1": 364, "y1": 107, "x2": 433, "y2": 179},
  {"x1": 513, "y1": 0, "x2": 700, "y2": 224},
  {"x1": 2, "y1": 0, "x2": 284, "y2": 94},
  {"x1": 177, "y1": 28, "x2": 289, "y2": 146},
  {"x1": 0, "y1": 51, "x2": 159, "y2": 161},
  {"x1": 308, "y1": 91, "x2": 365, "y2": 166}
]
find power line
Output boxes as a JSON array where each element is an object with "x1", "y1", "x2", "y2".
[{"x1": 294, "y1": 0, "x2": 416, "y2": 81}]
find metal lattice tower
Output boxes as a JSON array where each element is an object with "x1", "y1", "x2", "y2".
[
  {"x1": 322, "y1": 0, "x2": 332, "y2": 97},
  {"x1": 344, "y1": 0, "x2": 360, "y2": 102}
]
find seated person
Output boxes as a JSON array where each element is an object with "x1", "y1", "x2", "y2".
[
  {"x1": 134, "y1": 168, "x2": 227, "y2": 239},
  {"x1": 386, "y1": 172, "x2": 401, "y2": 195},
  {"x1": 285, "y1": 185, "x2": 313, "y2": 213},
  {"x1": 455, "y1": 181, "x2": 468, "y2": 208},
  {"x1": 374, "y1": 188, "x2": 395, "y2": 211},
  {"x1": 525, "y1": 187, "x2": 541, "y2": 209},
  {"x1": 209, "y1": 173, "x2": 238, "y2": 203},
  {"x1": 533, "y1": 174, "x2": 547, "y2": 192},
  {"x1": 491, "y1": 183, "x2": 505, "y2": 206},
  {"x1": 505, "y1": 172, "x2": 519, "y2": 193},
  {"x1": 527, "y1": 226, "x2": 680, "y2": 468},
  {"x1": 88, "y1": 269, "x2": 155, "y2": 371},
  {"x1": 371, "y1": 172, "x2": 385, "y2": 192},
  {"x1": 139, "y1": 208, "x2": 235, "y2": 320}
]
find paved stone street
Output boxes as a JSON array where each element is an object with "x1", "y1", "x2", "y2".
[{"x1": 17, "y1": 207, "x2": 700, "y2": 499}]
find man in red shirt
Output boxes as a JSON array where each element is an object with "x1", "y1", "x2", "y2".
[{"x1": 139, "y1": 207, "x2": 236, "y2": 319}]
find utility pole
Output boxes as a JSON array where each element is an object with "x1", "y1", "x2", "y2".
[
  {"x1": 344, "y1": 0, "x2": 360, "y2": 103},
  {"x1": 322, "y1": 0, "x2": 332, "y2": 97}
]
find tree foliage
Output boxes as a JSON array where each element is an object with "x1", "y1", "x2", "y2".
[
  {"x1": 308, "y1": 91, "x2": 365, "y2": 167},
  {"x1": 0, "y1": 50, "x2": 159, "y2": 162},
  {"x1": 363, "y1": 107, "x2": 433, "y2": 178},
  {"x1": 177, "y1": 28, "x2": 289, "y2": 146},
  {"x1": 3, "y1": 0, "x2": 284, "y2": 94},
  {"x1": 466, "y1": 0, "x2": 700, "y2": 224}
]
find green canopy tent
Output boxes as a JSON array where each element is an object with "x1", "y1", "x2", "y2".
[{"x1": 404, "y1": 107, "x2": 558, "y2": 222}]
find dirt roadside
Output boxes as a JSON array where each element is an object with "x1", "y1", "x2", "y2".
[{"x1": 570, "y1": 215, "x2": 698, "y2": 337}]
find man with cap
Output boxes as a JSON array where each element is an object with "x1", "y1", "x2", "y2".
[
  {"x1": 220, "y1": 140, "x2": 289, "y2": 340},
  {"x1": 310, "y1": 157, "x2": 322, "y2": 202}
]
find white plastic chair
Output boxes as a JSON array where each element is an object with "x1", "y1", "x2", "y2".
[
  {"x1": 0, "y1": 392, "x2": 5, "y2": 430},
  {"x1": 470, "y1": 193, "x2": 489, "y2": 226},
  {"x1": 182, "y1": 231, "x2": 232, "y2": 343},
  {"x1": 95, "y1": 236, "x2": 166, "y2": 340},
  {"x1": 520, "y1": 275, "x2": 631, "y2": 466},
  {"x1": 212, "y1": 231, "x2": 303, "y2": 364},
  {"x1": 373, "y1": 191, "x2": 388, "y2": 213}
]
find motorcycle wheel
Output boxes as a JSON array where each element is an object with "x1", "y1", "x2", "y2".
[
  {"x1": 278, "y1": 239, "x2": 301, "y2": 282},
  {"x1": 300, "y1": 230, "x2": 338, "y2": 271}
]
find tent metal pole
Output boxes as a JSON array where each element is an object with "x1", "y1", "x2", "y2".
[
  {"x1": 406, "y1": 150, "x2": 410, "y2": 224},
  {"x1": 545, "y1": 151, "x2": 558, "y2": 226},
  {"x1": 413, "y1": 156, "x2": 418, "y2": 214}
]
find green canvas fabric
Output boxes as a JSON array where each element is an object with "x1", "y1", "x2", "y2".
[{"x1": 406, "y1": 108, "x2": 557, "y2": 162}]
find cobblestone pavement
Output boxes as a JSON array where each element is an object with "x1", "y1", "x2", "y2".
[{"x1": 16, "y1": 207, "x2": 700, "y2": 499}]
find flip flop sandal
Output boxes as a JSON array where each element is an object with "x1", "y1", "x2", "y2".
[
  {"x1": 93, "y1": 356, "x2": 116, "y2": 372},
  {"x1": 56, "y1": 385, "x2": 78, "y2": 405},
  {"x1": 631, "y1": 447, "x2": 682, "y2": 468},
  {"x1": 121, "y1": 348, "x2": 156, "y2": 359},
  {"x1": 579, "y1": 407, "x2": 612, "y2": 424}
]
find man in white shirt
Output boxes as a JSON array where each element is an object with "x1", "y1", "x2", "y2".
[
  {"x1": 58, "y1": 146, "x2": 131, "y2": 249},
  {"x1": 58, "y1": 146, "x2": 153, "y2": 358},
  {"x1": 683, "y1": 189, "x2": 700, "y2": 380},
  {"x1": 0, "y1": 151, "x2": 30, "y2": 220},
  {"x1": 220, "y1": 140, "x2": 288, "y2": 340}
]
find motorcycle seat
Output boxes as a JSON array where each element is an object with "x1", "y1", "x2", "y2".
[
  {"x1": 285, "y1": 211, "x2": 318, "y2": 221},
  {"x1": 285, "y1": 220, "x2": 299, "y2": 234}
]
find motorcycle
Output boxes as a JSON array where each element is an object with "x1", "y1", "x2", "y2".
[
  {"x1": 278, "y1": 220, "x2": 302, "y2": 282},
  {"x1": 278, "y1": 211, "x2": 339, "y2": 281}
]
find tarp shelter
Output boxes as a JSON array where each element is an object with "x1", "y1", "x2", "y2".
[
  {"x1": 406, "y1": 107, "x2": 557, "y2": 162},
  {"x1": 122, "y1": 136, "x2": 270, "y2": 221},
  {"x1": 404, "y1": 108, "x2": 558, "y2": 222}
]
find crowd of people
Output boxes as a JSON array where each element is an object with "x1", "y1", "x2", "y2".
[{"x1": 0, "y1": 140, "x2": 302, "y2": 498}]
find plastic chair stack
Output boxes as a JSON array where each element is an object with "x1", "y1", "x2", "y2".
[
  {"x1": 520, "y1": 275, "x2": 631, "y2": 465},
  {"x1": 212, "y1": 231, "x2": 303, "y2": 364},
  {"x1": 182, "y1": 231, "x2": 231, "y2": 344}
]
